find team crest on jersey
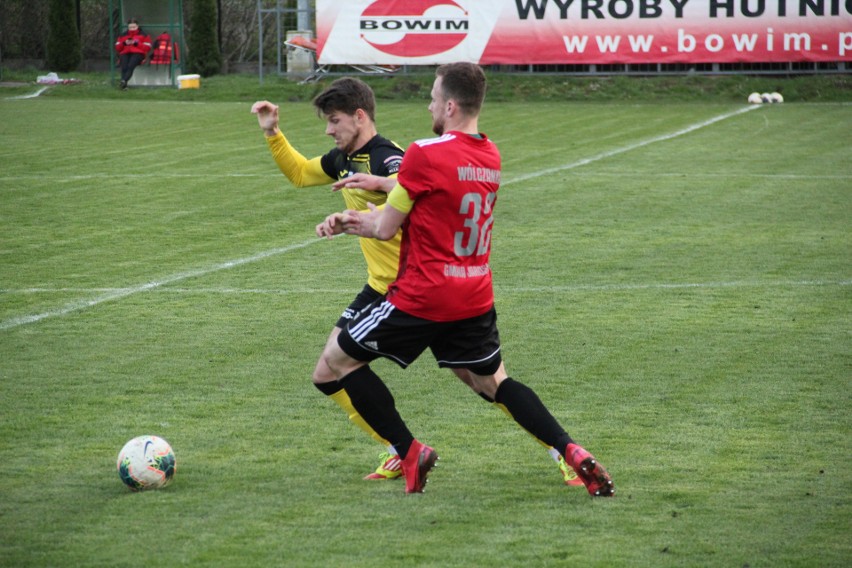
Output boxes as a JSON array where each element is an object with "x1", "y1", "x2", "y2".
[{"x1": 384, "y1": 155, "x2": 402, "y2": 173}]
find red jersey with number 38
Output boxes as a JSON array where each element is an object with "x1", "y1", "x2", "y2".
[{"x1": 389, "y1": 132, "x2": 501, "y2": 321}]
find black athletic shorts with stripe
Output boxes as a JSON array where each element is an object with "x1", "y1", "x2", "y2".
[
  {"x1": 337, "y1": 298, "x2": 503, "y2": 375},
  {"x1": 336, "y1": 284, "x2": 385, "y2": 329}
]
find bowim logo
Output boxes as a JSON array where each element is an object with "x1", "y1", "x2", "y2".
[{"x1": 360, "y1": 0, "x2": 469, "y2": 57}]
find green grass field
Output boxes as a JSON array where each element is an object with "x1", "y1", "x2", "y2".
[{"x1": 1, "y1": 81, "x2": 850, "y2": 566}]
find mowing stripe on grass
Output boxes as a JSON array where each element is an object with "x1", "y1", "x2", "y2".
[
  {"x1": 0, "y1": 106, "x2": 762, "y2": 331},
  {"x1": 5, "y1": 172, "x2": 851, "y2": 184},
  {"x1": 0, "y1": 239, "x2": 321, "y2": 331},
  {"x1": 4, "y1": 279, "x2": 849, "y2": 296},
  {"x1": 502, "y1": 105, "x2": 761, "y2": 186}
]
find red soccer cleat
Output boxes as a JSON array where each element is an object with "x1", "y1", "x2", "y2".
[
  {"x1": 566, "y1": 443, "x2": 615, "y2": 497},
  {"x1": 400, "y1": 439, "x2": 438, "y2": 494}
]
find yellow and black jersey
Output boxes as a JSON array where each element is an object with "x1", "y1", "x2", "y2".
[
  {"x1": 266, "y1": 131, "x2": 404, "y2": 294},
  {"x1": 319, "y1": 136, "x2": 404, "y2": 212}
]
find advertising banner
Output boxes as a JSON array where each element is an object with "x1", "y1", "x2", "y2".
[{"x1": 316, "y1": 0, "x2": 852, "y2": 65}]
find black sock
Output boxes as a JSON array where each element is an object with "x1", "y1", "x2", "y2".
[
  {"x1": 339, "y1": 366, "x2": 415, "y2": 458},
  {"x1": 478, "y1": 391, "x2": 495, "y2": 403},
  {"x1": 313, "y1": 381, "x2": 343, "y2": 396},
  {"x1": 494, "y1": 378, "x2": 573, "y2": 453}
]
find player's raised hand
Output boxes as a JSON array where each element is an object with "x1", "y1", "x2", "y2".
[{"x1": 251, "y1": 100, "x2": 280, "y2": 136}]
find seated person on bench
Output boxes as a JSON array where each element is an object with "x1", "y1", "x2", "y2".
[{"x1": 115, "y1": 18, "x2": 152, "y2": 90}]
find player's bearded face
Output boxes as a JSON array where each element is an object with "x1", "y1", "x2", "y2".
[
  {"x1": 429, "y1": 78, "x2": 446, "y2": 136},
  {"x1": 324, "y1": 111, "x2": 361, "y2": 154}
]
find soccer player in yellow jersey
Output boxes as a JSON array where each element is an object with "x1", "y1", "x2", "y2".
[{"x1": 252, "y1": 78, "x2": 406, "y2": 480}]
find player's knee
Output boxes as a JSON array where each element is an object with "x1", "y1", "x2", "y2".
[
  {"x1": 312, "y1": 356, "x2": 338, "y2": 384},
  {"x1": 470, "y1": 375, "x2": 500, "y2": 400}
]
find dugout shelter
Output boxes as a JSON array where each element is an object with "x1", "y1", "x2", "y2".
[{"x1": 109, "y1": 0, "x2": 184, "y2": 87}]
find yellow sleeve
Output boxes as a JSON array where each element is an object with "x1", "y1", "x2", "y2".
[
  {"x1": 266, "y1": 131, "x2": 334, "y2": 188},
  {"x1": 386, "y1": 182, "x2": 414, "y2": 214}
]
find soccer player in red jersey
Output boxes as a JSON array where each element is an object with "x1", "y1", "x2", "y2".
[{"x1": 316, "y1": 63, "x2": 614, "y2": 496}]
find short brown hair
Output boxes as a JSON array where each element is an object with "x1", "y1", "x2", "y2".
[
  {"x1": 436, "y1": 63, "x2": 486, "y2": 116},
  {"x1": 312, "y1": 77, "x2": 376, "y2": 122}
]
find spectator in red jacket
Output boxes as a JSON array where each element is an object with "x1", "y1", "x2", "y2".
[{"x1": 115, "y1": 18, "x2": 152, "y2": 90}]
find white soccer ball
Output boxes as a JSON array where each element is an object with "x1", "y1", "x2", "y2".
[
  {"x1": 117, "y1": 435, "x2": 176, "y2": 491},
  {"x1": 747, "y1": 92, "x2": 763, "y2": 104},
  {"x1": 761, "y1": 92, "x2": 774, "y2": 103},
  {"x1": 770, "y1": 92, "x2": 784, "y2": 103}
]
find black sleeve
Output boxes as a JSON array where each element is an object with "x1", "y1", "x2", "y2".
[
  {"x1": 320, "y1": 149, "x2": 344, "y2": 180},
  {"x1": 370, "y1": 142, "x2": 404, "y2": 177}
]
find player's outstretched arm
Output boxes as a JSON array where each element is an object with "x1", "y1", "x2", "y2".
[
  {"x1": 331, "y1": 173, "x2": 397, "y2": 193},
  {"x1": 340, "y1": 203, "x2": 406, "y2": 241}
]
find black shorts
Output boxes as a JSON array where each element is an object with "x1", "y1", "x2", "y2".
[
  {"x1": 338, "y1": 299, "x2": 503, "y2": 375},
  {"x1": 336, "y1": 284, "x2": 385, "y2": 329}
]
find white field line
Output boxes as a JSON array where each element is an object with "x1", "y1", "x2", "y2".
[
  {"x1": 0, "y1": 173, "x2": 277, "y2": 183},
  {"x1": 566, "y1": 172, "x2": 852, "y2": 180},
  {"x1": 4, "y1": 87, "x2": 49, "y2": 100},
  {"x1": 1, "y1": 107, "x2": 766, "y2": 185},
  {"x1": 502, "y1": 105, "x2": 761, "y2": 186},
  {"x1": 0, "y1": 105, "x2": 766, "y2": 331}
]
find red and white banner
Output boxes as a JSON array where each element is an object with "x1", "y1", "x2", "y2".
[{"x1": 316, "y1": 0, "x2": 852, "y2": 65}]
